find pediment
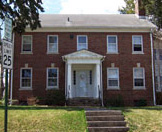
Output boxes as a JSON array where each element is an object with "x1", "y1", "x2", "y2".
[{"x1": 63, "y1": 50, "x2": 104, "y2": 60}]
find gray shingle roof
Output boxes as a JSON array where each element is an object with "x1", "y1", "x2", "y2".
[{"x1": 39, "y1": 14, "x2": 156, "y2": 29}]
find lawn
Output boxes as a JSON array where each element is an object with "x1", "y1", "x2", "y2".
[
  {"x1": 112, "y1": 106, "x2": 162, "y2": 132},
  {"x1": 0, "y1": 106, "x2": 87, "y2": 132}
]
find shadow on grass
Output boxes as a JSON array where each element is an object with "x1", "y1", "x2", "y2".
[{"x1": 0, "y1": 105, "x2": 84, "y2": 111}]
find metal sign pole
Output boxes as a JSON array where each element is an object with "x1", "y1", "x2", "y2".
[{"x1": 4, "y1": 69, "x2": 8, "y2": 132}]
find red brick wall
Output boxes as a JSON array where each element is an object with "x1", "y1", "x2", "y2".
[{"x1": 13, "y1": 32, "x2": 154, "y2": 106}]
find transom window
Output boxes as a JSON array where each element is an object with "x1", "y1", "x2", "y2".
[
  {"x1": 47, "y1": 68, "x2": 59, "y2": 89},
  {"x1": 132, "y1": 35, "x2": 143, "y2": 53},
  {"x1": 107, "y1": 68, "x2": 119, "y2": 89},
  {"x1": 22, "y1": 35, "x2": 32, "y2": 52},
  {"x1": 107, "y1": 36, "x2": 118, "y2": 53},
  {"x1": 20, "y1": 68, "x2": 32, "y2": 89},
  {"x1": 133, "y1": 68, "x2": 145, "y2": 88},
  {"x1": 47, "y1": 35, "x2": 58, "y2": 53},
  {"x1": 77, "y1": 35, "x2": 88, "y2": 50}
]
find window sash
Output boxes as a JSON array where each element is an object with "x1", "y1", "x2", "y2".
[
  {"x1": 47, "y1": 36, "x2": 58, "y2": 53},
  {"x1": 107, "y1": 68, "x2": 119, "y2": 88},
  {"x1": 22, "y1": 36, "x2": 32, "y2": 52},
  {"x1": 133, "y1": 68, "x2": 145, "y2": 88},
  {"x1": 47, "y1": 68, "x2": 58, "y2": 88},
  {"x1": 77, "y1": 36, "x2": 87, "y2": 50},
  {"x1": 132, "y1": 36, "x2": 143, "y2": 52},
  {"x1": 21, "y1": 69, "x2": 32, "y2": 88},
  {"x1": 107, "y1": 36, "x2": 117, "y2": 53}
]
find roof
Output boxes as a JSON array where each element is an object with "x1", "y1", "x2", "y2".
[{"x1": 39, "y1": 14, "x2": 156, "y2": 29}]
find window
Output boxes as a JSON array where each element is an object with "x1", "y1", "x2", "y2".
[
  {"x1": 132, "y1": 35, "x2": 143, "y2": 53},
  {"x1": 20, "y1": 68, "x2": 32, "y2": 89},
  {"x1": 22, "y1": 35, "x2": 32, "y2": 52},
  {"x1": 133, "y1": 68, "x2": 145, "y2": 88},
  {"x1": 107, "y1": 68, "x2": 119, "y2": 89},
  {"x1": 73, "y1": 70, "x2": 76, "y2": 85},
  {"x1": 47, "y1": 68, "x2": 59, "y2": 89},
  {"x1": 90, "y1": 70, "x2": 92, "y2": 85},
  {"x1": 77, "y1": 35, "x2": 88, "y2": 50},
  {"x1": 47, "y1": 35, "x2": 58, "y2": 53},
  {"x1": 107, "y1": 36, "x2": 118, "y2": 53}
]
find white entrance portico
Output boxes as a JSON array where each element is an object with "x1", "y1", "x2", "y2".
[{"x1": 63, "y1": 50, "x2": 104, "y2": 102}]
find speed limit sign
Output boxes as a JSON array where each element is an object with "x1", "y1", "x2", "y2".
[{"x1": 2, "y1": 40, "x2": 13, "y2": 69}]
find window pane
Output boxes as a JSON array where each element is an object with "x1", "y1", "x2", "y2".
[
  {"x1": 48, "y1": 69, "x2": 57, "y2": 77},
  {"x1": 23, "y1": 36, "x2": 32, "y2": 44},
  {"x1": 135, "y1": 79, "x2": 144, "y2": 86},
  {"x1": 23, "y1": 44, "x2": 31, "y2": 51},
  {"x1": 78, "y1": 43, "x2": 87, "y2": 50},
  {"x1": 108, "y1": 69, "x2": 118, "y2": 79},
  {"x1": 134, "y1": 69, "x2": 143, "y2": 78},
  {"x1": 78, "y1": 36, "x2": 86, "y2": 43},
  {"x1": 133, "y1": 36, "x2": 142, "y2": 44},
  {"x1": 134, "y1": 44, "x2": 142, "y2": 51},
  {"x1": 22, "y1": 69, "x2": 31, "y2": 77},
  {"x1": 109, "y1": 80, "x2": 118, "y2": 86},
  {"x1": 22, "y1": 79, "x2": 31, "y2": 87},
  {"x1": 48, "y1": 78, "x2": 57, "y2": 86},
  {"x1": 108, "y1": 36, "x2": 116, "y2": 43},
  {"x1": 49, "y1": 36, "x2": 57, "y2": 43},
  {"x1": 49, "y1": 43, "x2": 57, "y2": 52},
  {"x1": 108, "y1": 43, "x2": 117, "y2": 52}
]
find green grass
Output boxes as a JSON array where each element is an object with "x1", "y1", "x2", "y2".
[
  {"x1": 0, "y1": 106, "x2": 87, "y2": 132},
  {"x1": 110, "y1": 106, "x2": 162, "y2": 132}
]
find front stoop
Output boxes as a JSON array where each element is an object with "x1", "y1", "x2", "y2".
[{"x1": 85, "y1": 110, "x2": 129, "y2": 132}]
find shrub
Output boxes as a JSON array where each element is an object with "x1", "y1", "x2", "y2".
[
  {"x1": 156, "y1": 92, "x2": 162, "y2": 105},
  {"x1": 105, "y1": 95, "x2": 124, "y2": 107},
  {"x1": 134, "y1": 99, "x2": 147, "y2": 106},
  {"x1": 45, "y1": 90, "x2": 65, "y2": 106}
]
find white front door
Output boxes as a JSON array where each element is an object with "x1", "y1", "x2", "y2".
[{"x1": 76, "y1": 70, "x2": 90, "y2": 97}]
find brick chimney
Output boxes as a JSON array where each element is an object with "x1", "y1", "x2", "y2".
[{"x1": 134, "y1": 0, "x2": 146, "y2": 19}]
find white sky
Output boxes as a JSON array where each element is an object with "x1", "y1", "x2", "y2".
[{"x1": 42, "y1": 0, "x2": 126, "y2": 14}]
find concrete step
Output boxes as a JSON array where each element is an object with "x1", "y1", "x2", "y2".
[
  {"x1": 88, "y1": 126, "x2": 129, "y2": 132},
  {"x1": 87, "y1": 121, "x2": 126, "y2": 127},
  {"x1": 86, "y1": 115, "x2": 125, "y2": 121},
  {"x1": 86, "y1": 110, "x2": 122, "y2": 116}
]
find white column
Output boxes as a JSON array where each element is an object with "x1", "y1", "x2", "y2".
[
  {"x1": 96, "y1": 64, "x2": 101, "y2": 98},
  {"x1": 67, "y1": 63, "x2": 72, "y2": 98}
]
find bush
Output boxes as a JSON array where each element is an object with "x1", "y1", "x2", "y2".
[
  {"x1": 45, "y1": 90, "x2": 65, "y2": 106},
  {"x1": 134, "y1": 99, "x2": 147, "y2": 106},
  {"x1": 105, "y1": 95, "x2": 124, "y2": 107}
]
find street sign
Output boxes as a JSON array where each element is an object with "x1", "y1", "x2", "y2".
[
  {"x1": 4, "y1": 17, "x2": 12, "y2": 41},
  {"x1": 2, "y1": 40, "x2": 13, "y2": 69}
]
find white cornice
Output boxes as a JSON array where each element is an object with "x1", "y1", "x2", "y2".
[{"x1": 25, "y1": 27, "x2": 152, "y2": 33}]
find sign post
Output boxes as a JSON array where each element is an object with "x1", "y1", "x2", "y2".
[{"x1": 2, "y1": 17, "x2": 13, "y2": 132}]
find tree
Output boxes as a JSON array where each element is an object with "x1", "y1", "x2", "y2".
[
  {"x1": 0, "y1": 0, "x2": 44, "y2": 33},
  {"x1": 118, "y1": 0, "x2": 135, "y2": 14},
  {"x1": 119, "y1": 0, "x2": 162, "y2": 30}
]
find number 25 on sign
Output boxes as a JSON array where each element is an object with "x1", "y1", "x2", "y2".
[{"x1": 2, "y1": 40, "x2": 13, "y2": 69}]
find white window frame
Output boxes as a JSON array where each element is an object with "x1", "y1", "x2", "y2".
[
  {"x1": 107, "y1": 35, "x2": 118, "y2": 54},
  {"x1": 20, "y1": 68, "x2": 32, "y2": 90},
  {"x1": 132, "y1": 35, "x2": 143, "y2": 54},
  {"x1": 107, "y1": 68, "x2": 120, "y2": 89},
  {"x1": 21, "y1": 35, "x2": 32, "y2": 53},
  {"x1": 77, "y1": 35, "x2": 88, "y2": 50},
  {"x1": 47, "y1": 35, "x2": 58, "y2": 54},
  {"x1": 46, "y1": 67, "x2": 59, "y2": 90},
  {"x1": 133, "y1": 67, "x2": 145, "y2": 89}
]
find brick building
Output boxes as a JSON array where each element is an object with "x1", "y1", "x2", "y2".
[{"x1": 12, "y1": 0, "x2": 156, "y2": 106}]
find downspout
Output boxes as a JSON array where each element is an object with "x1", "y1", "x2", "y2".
[
  {"x1": 10, "y1": 33, "x2": 15, "y2": 105},
  {"x1": 100, "y1": 56, "x2": 105, "y2": 106},
  {"x1": 150, "y1": 29, "x2": 156, "y2": 106}
]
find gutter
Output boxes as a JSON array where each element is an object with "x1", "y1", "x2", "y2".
[{"x1": 150, "y1": 29, "x2": 156, "y2": 106}]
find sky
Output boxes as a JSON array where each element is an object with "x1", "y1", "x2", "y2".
[{"x1": 42, "y1": 0, "x2": 126, "y2": 14}]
